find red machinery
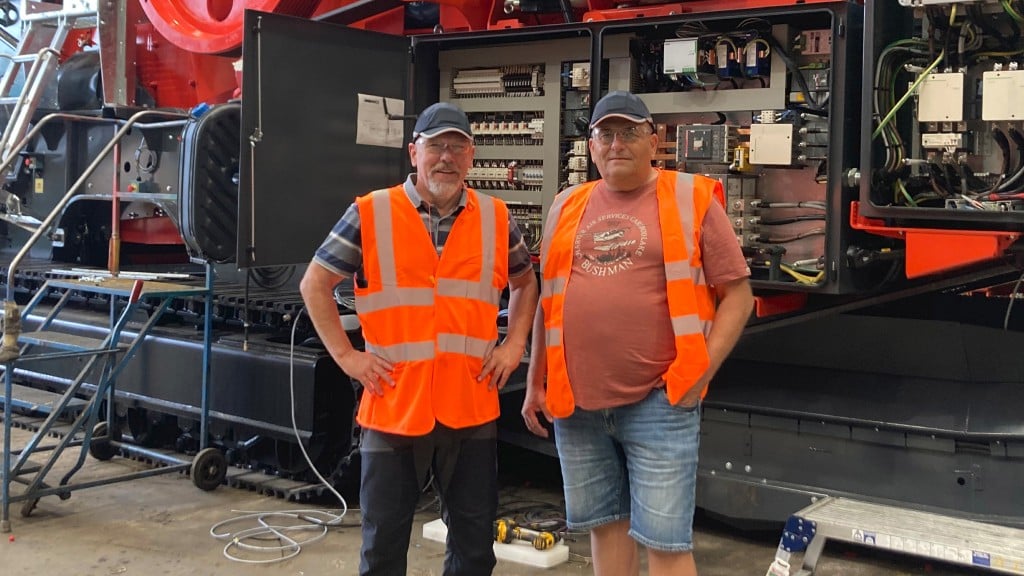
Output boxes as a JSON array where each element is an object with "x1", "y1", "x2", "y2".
[{"x1": 1, "y1": 0, "x2": 1022, "y2": 537}]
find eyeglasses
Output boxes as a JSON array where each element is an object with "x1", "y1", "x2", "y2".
[
  {"x1": 419, "y1": 140, "x2": 471, "y2": 155},
  {"x1": 591, "y1": 125, "x2": 651, "y2": 145}
]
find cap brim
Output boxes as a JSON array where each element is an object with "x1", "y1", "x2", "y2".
[
  {"x1": 590, "y1": 113, "x2": 651, "y2": 128},
  {"x1": 414, "y1": 127, "x2": 474, "y2": 140}
]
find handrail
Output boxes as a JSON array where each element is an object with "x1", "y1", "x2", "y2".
[
  {"x1": 4, "y1": 109, "x2": 190, "y2": 301},
  {"x1": 0, "y1": 109, "x2": 190, "y2": 361}
]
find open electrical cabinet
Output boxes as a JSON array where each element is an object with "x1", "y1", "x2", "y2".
[
  {"x1": 238, "y1": 4, "x2": 882, "y2": 297},
  {"x1": 238, "y1": 1, "x2": 1018, "y2": 303},
  {"x1": 856, "y1": 0, "x2": 1024, "y2": 279}
]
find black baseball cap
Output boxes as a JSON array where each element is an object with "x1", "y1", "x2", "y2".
[
  {"x1": 589, "y1": 91, "x2": 653, "y2": 128},
  {"x1": 412, "y1": 102, "x2": 473, "y2": 140}
]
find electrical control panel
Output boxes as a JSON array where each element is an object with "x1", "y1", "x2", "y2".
[
  {"x1": 436, "y1": 36, "x2": 591, "y2": 254},
  {"x1": 418, "y1": 3, "x2": 871, "y2": 291},
  {"x1": 861, "y1": 1, "x2": 1024, "y2": 226},
  {"x1": 594, "y1": 4, "x2": 860, "y2": 292}
]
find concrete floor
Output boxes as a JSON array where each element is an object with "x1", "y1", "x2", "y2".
[{"x1": 1, "y1": 426, "x2": 982, "y2": 576}]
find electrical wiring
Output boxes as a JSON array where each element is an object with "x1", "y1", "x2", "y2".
[
  {"x1": 968, "y1": 2, "x2": 1019, "y2": 50},
  {"x1": 1004, "y1": 269, "x2": 1024, "y2": 330},
  {"x1": 992, "y1": 127, "x2": 1024, "y2": 195},
  {"x1": 757, "y1": 215, "x2": 826, "y2": 225},
  {"x1": 755, "y1": 227, "x2": 825, "y2": 244},
  {"x1": 750, "y1": 259, "x2": 824, "y2": 284},
  {"x1": 791, "y1": 257, "x2": 824, "y2": 270},
  {"x1": 1002, "y1": 0, "x2": 1024, "y2": 24},
  {"x1": 872, "y1": 39, "x2": 927, "y2": 173},
  {"x1": 766, "y1": 33, "x2": 825, "y2": 115},
  {"x1": 209, "y1": 308, "x2": 349, "y2": 564},
  {"x1": 752, "y1": 200, "x2": 826, "y2": 210},
  {"x1": 895, "y1": 179, "x2": 917, "y2": 206},
  {"x1": 779, "y1": 262, "x2": 824, "y2": 285},
  {"x1": 873, "y1": 49, "x2": 945, "y2": 141},
  {"x1": 986, "y1": 127, "x2": 1012, "y2": 194}
]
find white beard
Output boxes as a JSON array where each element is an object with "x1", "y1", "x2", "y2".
[{"x1": 427, "y1": 176, "x2": 461, "y2": 200}]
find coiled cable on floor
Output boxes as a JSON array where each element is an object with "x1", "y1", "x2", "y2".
[{"x1": 209, "y1": 308, "x2": 350, "y2": 564}]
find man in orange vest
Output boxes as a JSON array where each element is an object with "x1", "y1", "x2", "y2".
[
  {"x1": 301, "y1": 101, "x2": 538, "y2": 575},
  {"x1": 521, "y1": 91, "x2": 753, "y2": 576}
]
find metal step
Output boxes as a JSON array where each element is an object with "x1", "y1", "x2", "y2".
[
  {"x1": 18, "y1": 330, "x2": 119, "y2": 353},
  {"x1": 0, "y1": 383, "x2": 86, "y2": 416},
  {"x1": 792, "y1": 497, "x2": 1024, "y2": 575},
  {"x1": 46, "y1": 277, "x2": 207, "y2": 298},
  {"x1": 0, "y1": 459, "x2": 42, "y2": 482}
]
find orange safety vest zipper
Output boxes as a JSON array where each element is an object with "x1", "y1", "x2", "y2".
[
  {"x1": 354, "y1": 184, "x2": 510, "y2": 434},
  {"x1": 539, "y1": 170, "x2": 717, "y2": 417}
]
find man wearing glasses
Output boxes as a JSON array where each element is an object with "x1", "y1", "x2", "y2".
[
  {"x1": 301, "y1": 102, "x2": 538, "y2": 575},
  {"x1": 522, "y1": 91, "x2": 753, "y2": 576}
]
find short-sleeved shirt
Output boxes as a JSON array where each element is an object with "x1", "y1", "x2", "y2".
[
  {"x1": 562, "y1": 176, "x2": 750, "y2": 410},
  {"x1": 314, "y1": 174, "x2": 534, "y2": 284}
]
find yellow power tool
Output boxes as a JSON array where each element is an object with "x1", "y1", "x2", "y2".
[{"x1": 493, "y1": 517, "x2": 557, "y2": 551}]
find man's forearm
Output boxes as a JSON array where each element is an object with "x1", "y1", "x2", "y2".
[
  {"x1": 300, "y1": 263, "x2": 357, "y2": 368},
  {"x1": 704, "y1": 279, "x2": 754, "y2": 379}
]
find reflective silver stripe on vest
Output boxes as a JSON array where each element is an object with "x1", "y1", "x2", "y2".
[
  {"x1": 545, "y1": 327, "x2": 561, "y2": 346},
  {"x1": 437, "y1": 333, "x2": 496, "y2": 359},
  {"x1": 539, "y1": 184, "x2": 577, "y2": 268},
  {"x1": 540, "y1": 277, "x2": 566, "y2": 299},
  {"x1": 477, "y1": 193, "x2": 497, "y2": 285},
  {"x1": 371, "y1": 190, "x2": 398, "y2": 285},
  {"x1": 673, "y1": 172, "x2": 697, "y2": 257},
  {"x1": 664, "y1": 260, "x2": 692, "y2": 283},
  {"x1": 666, "y1": 171, "x2": 711, "y2": 337},
  {"x1": 367, "y1": 340, "x2": 436, "y2": 363},
  {"x1": 672, "y1": 315, "x2": 703, "y2": 336},
  {"x1": 436, "y1": 278, "x2": 500, "y2": 304},
  {"x1": 356, "y1": 287, "x2": 434, "y2": 314}
]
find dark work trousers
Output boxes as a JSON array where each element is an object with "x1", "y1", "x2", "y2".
[{"x1": 358, "y1": 420, "x2": 498, "y2": 576}]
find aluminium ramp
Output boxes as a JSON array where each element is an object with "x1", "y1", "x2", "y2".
[{"x1": 768, "y1": 496, "x2": 1024, "y2": 575}]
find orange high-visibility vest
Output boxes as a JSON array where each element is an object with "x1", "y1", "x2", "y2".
[
  {"x1": 354, "y1": 184, "x2": 510, "y2": 435},
  {"x1": 540, "y1": 170, "x2": 718, "y2": 417}
]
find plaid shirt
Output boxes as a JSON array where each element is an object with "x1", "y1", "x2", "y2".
[{"x1": 314, "y1": 174, "x2": 533, "y2": 285}]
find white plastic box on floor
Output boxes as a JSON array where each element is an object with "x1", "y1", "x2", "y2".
[{"x1": 422, "y1": 518, "x2": 570, "y2": 568}]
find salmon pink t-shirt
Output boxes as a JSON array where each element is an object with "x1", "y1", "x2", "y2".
[{"x1": 562, "y1": 176, "x2": 750, "y2": 410}]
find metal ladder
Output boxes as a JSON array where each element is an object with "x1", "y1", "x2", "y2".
[
  {"x1": 0, "y1": 274, "x2": 218, "y2": 532},
  {"x1": 767, "y1": 496, "x2": 1024, "y2": 575},
  {"x1": 0, "y1": 1, "x2": 98, "y2": 166}
]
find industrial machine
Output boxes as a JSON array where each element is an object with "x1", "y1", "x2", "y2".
[{"x1": 0, "y1": 0, "x2": 1021, "y2": 542}]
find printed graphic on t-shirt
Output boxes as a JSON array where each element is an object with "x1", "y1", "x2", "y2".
[{"x1": 574, "y1": 213, "x2": 649, "y2": 276}]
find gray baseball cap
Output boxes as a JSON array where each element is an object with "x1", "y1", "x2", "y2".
[
  {"x1": 413, "y1": 102, "x2": 473, "y2": 140},
  {"x1": 589, "y1": 91, "x2": 653, "y2": 128}
]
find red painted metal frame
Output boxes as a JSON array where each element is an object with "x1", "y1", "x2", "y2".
[
  {"x1": 850, "y1": 202, "x2": 1020, "y2": 279},
  {"x1": 753, "y1": 292, "x2": 807, "y2": 317}
]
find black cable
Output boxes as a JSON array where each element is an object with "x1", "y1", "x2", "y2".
[
  {"x1": 758, "y1": 215, "x2": 826, "y2": 225},
  {"x1": 766, "y1": 35, "x2": 826, "y2": 116},
  {"x1": 967, "y1": 4, "x2": 1015, "y2": 49},
  {"x1": 1004, "y1": 268, "x2": 1024, "y2": 330},
  {"x1": 991, "y1": 127, "x2": 1011, "y2": 193}
]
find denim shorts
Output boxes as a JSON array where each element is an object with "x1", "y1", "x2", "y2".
[{"x1": 553, "y1": 388, "x2": 700, "y2": 552}]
